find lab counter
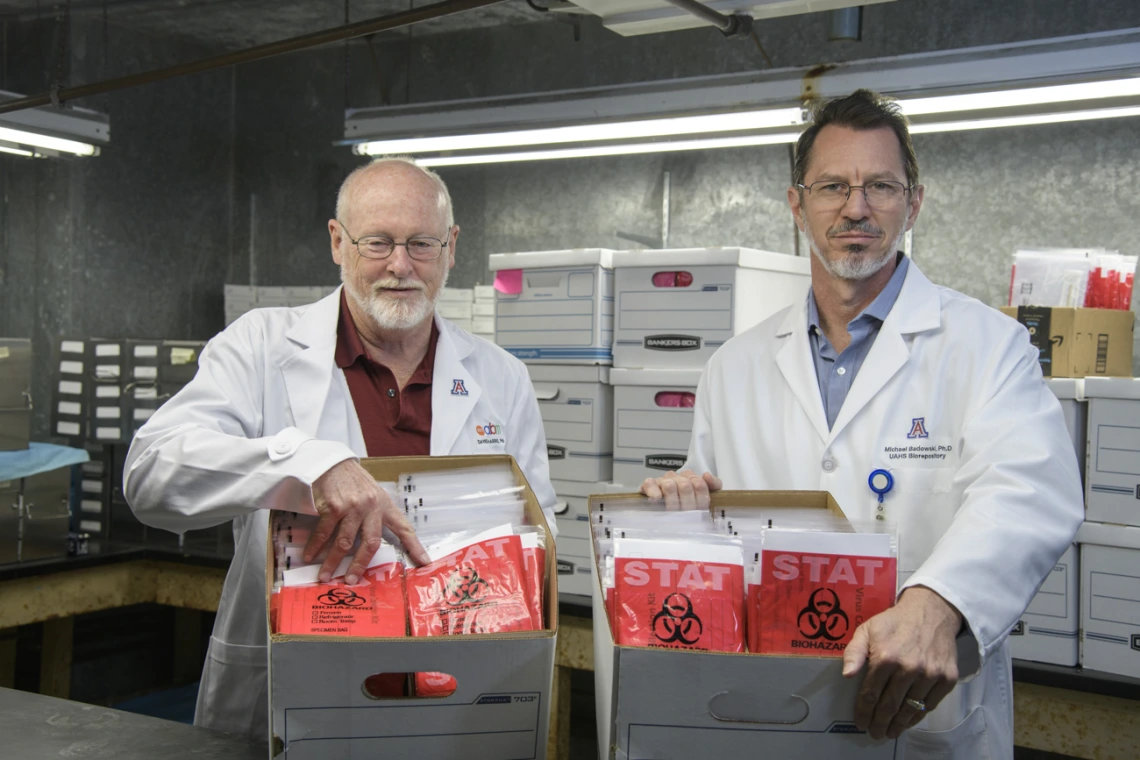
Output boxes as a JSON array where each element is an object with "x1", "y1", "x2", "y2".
[{"x1": 0, "y1": 686, "x2": 262, "y2": 759}]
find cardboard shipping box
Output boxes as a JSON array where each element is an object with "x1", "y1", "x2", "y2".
[
  {"x1": 268, "y1": 454, "x2": 557, "y2": 760},
  {"x1": 999, "y1": 306, "x2": 1133, "y2": 378},
  {"x1": 1077, "y1": 521, "x2": 1140, "y2": 679},
  {"x1": 591, "y1": 490, "x2": 899, "y2": 760},
  {"x1": 1008, "y1": 544, "x2": 1079, "y2": 666}
]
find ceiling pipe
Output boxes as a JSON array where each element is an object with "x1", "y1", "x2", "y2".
[
  {"x1": 829, "y1": 6, "x2": 863, "y2": 42},
  {"x1": 0, "y1": 0, "x2": 506, "y2": 116},
  {"x1": 659, "y1": 0, "x2": 754, "y2": 39}
]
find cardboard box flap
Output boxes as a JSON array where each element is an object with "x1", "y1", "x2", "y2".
[
  {"x1": 611, "y1": 247, "x2": 809, "y2": 275},
  {"x1": 608, "y1": 367, "x2": 703, "y2": 387},
  {"x1": 489, "y1": 248, "x2": 614, "y2": 271},
  {"x1": 1083, "y1": 376, "x2": 1140, "y2": 400}
]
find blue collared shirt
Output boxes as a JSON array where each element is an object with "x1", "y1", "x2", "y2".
[{"x1": 808, "y1": 256, "x2": 910, "y2": 430}]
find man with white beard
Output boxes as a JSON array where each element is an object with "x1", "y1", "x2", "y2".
[
  {"x1": 124, "y1": 157, "x2": 557, "y2": 741},
  {"x1": 640, "y1": 90, "x2": 1082, "y2": 759}
]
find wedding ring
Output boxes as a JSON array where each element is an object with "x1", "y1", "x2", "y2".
[{"x1": 904, "y1": 697, "x2": 927, "y2": 712}]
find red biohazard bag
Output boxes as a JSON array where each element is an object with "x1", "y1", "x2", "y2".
[
  {"x1": 274, "y1": 561, "x2": 407, "y2": 637},
  {"x1": 613, "y1": 536, "x2": 745, "y2": 653},
  {"x1": 755, "y1": 530, "x2": 897, "y2": 656},
  {"x1": 413, "y1": 671, "x2": 457, "y2": 697},
  {"x1": 520, "y1": 530, "x2": 546, "y2": 629},
  {"x1": 405, "y1": 526, "x2": 535, "y2": 636}
]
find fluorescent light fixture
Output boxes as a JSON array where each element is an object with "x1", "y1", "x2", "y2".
[
  {"x1": 355, "y1": 107, "x2": 804, "y2": 156},
  {"x1": 0, "y1": 139, "x2": 34, "y2": 157},
  {"x1": 0, "y1": 90, "x2": 109, "y2": 158},
  {"x1": 416, "y1": 130, "x2": 802, "y2": 167},
  {"x1": 911, "y1": 105, "x2": 1140, "y2": 134},
  {"x1": 344, "y1": 28, "x2": 1140, "y2": 166}
]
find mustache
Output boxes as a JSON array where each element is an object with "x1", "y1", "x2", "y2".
[
  {"x1": 371, "y1": 278, "x2": 425, "y2": 293},
  {"x1": 828, "y1": 220, "x2": 883, "y2": 237}
]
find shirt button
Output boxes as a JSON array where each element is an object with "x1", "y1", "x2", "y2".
[
  {"x1": 387, "y1": 389, "x2": 396, "y2": 398},
  {"x1": 822, "y1": 459, "x2": 836, "y2": 472},
  {"x1": 274, "y1": 441, "x2": 291, "y2": 454},
  {"x1": 836, "y1": 366, "x2": 847, "y2": 376}
]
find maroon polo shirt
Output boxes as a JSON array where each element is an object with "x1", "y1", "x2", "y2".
[{"x1": 335, "y1": 291, "x2": 438, "y2": 456}]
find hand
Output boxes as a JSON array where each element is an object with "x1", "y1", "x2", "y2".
[
  {"x1": 638, "y1": 469, "x2": 722, "y2": 510},
  {"x1": 305, "y1": 460, "x2": 430, "y2": 584},
  {"x1": 842, "y1": 586, "x2": 963, "y2": 740}
]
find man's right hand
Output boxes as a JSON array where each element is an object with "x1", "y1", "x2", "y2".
[
  {"x1": 639, "y1": 469, "x2": 723, "y2": 510},
  {"x1": 305, "y1": 460, "x2": 430, "y2": 584}
]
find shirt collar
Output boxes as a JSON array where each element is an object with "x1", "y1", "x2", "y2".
[
  {"x1": 335, "y1": 289, "x2": 439, "y2": 384},
  {"x1": 808, "y1": 252, "x2": 910, "y2": 333}
]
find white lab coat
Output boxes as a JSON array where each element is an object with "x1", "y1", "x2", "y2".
[
  {"x1": 123, "y1": 287, "x2": 557, "y2": 741},
  {"x1": 686, "y1": 261, "x2": 1082, "y2": 760}
]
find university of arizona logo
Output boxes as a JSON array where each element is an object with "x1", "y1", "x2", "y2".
[
  {"x1": 907, "y1": 417, "x2": 929, "y2": 439},
  {"x1": 451, "y1": 379, "x2": 468, "y2": 396}
]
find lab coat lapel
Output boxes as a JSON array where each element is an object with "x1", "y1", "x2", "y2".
[
  {"x1": 430, "y1": 316, "x2": 481, "y2": 455},
  {"x1": 774, "y1": 299, "x2": 831, "y2": 444},
  {"x1": 279, "y1": 289, "x2": 342, "y2": 439},
  {"x1": 828, "y1": 263, "x2": 942, "y2": 442}
]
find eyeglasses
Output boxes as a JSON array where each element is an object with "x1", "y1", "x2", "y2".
[
  {"x1": 796, "y1": 180, "x2": 913, "y2": 210},
  {"x1": 337, "y1": 220, "x2": 451, "y2": 261}
]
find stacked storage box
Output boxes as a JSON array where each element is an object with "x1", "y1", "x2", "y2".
[
  {"x1": 472, "y1": 285, "x2": 496, "y2": 341},
  {"x1": 0, "y1": 338, "x2": 32, "y2": 451},
  {"x1": 490, "y1": 249, "x2": 617, "y2": 598},
  {"x1": 437, "y1": 287, "x2": 474, "y2": 332},
  {"x1": 609, "y1": 248, "x2": 811, "y2": 487},
  {"x1": 1079, "y1": 377, "x2": 1140, "y2": 678},
  {"x1": 224, "y1": 284, "x2": 337, "y2": 325},
  {"x1": 1008, "y1": 378, "x2": 1085, "y2": 665}
]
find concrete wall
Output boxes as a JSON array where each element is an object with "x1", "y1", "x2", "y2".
[{"x1": 3, "y1": 0, "x2": 1140, "y2": 437}]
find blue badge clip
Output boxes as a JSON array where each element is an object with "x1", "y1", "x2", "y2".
[{"x1": 868, "y1": 469, "x2": 894, "y2": 504}]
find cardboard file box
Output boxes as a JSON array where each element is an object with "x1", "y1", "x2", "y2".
[
  {"x1": 489, "y1": 249, "x2": 615, "y2": 364},
  {"x1": 551, "y1": 479, "x2": 606, "y2": 599},
  {"x1": 269, "y1": 454, "x2": 557, "y2": 760},
  {"x1": 1077, "y1": 521, "x2": 1140, "y2": 678},
  {"x1": 612, "y1": 248, "x2": 811, "y2": 369},
  {"x1": 528, "y1": 364, "x2": 612, "y2": 483},
  {"x1": 1046, "y1": 378, "x2": 1087, "y2": 485},
  {"x1": 611, "y1": 367, "x2": 701, "y2": 487},
  {"x1": 1008, "y1": 544, "x2": 1079, "y2": 666},
  {"x1": 999, "y1": 306, "x2": 1134, "y2": 378},
  {"x1": 1083, "y1": 377, "x2": 1140, "y2": 527},
  {"x1": 590, "y1": 491, "x2": 898, "y2": 760}
]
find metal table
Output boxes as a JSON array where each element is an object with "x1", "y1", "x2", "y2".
[{"x1": 0, "y1": 686, "x2": 263, "y2": 759}]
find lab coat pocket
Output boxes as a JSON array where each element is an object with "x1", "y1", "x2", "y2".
[
  {"x1": 906, "y1": 704, "x2": 992, "y2": 760},
  {"x1": 890, "y1": 466, "x2": 954, "y2": 494},
  {"x1": 197, "y1": 635, "x2": 269, "y2": 739}
]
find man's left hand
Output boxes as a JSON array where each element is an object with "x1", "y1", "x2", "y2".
[{"x1": 842, "y1": 586, "x2": 963, "y2": 740}]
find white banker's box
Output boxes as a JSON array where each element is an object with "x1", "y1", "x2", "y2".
[
  {"x1": 551, "y1": 479, "x2": 605, "y2": 599},
  {"x1": 268, "y1": 455, "x2": 556, "y2": 759},
  {"x1": 1082, "y1": 377, "x2": 1140, "y2": 527},
  {"x1": 489, "y1": 249, "x2": 614, "y2": 364},
  {"x1": 611, "y1": 367, "x2": 701, "y2": 487},
  {"x1": 1046, "y1": 378, "x2": 1087, "y2": 485},
  {"x1": 1008, "y1": 544, "x2": 1079, "y2": 666},
  {"x1": 590, "y1": 491, "x2": 898, "y2": 760},
  {"x1": 528, "y1": 365, "x2": 613, "y2": 483},
  {"x1": 1077, "y1": 521, "x2": 1140, "y2": 678},
  {"x1": 611, "y1": 247, "x2": 811, "y2": 369}
]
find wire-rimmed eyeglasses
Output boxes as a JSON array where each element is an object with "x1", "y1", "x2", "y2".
[
  {"x1": 337, "y1": 220, "x2": 451, "y2": 261},
  {"x1": 796, "y1": 180, "x2": 914, "y2": 210}
]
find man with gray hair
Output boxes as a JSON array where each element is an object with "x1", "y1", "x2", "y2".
[{"x1": 124, "y1": 157, "x2": 557, "y2": 741}]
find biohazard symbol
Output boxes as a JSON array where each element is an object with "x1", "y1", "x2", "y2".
[
  {"x1": 316, "y1": 588, "x2": 366, "y2": 607},
  {"x1": 444, "y1": 566, "x2": 489, "y2": 606},
  {"x1": 797, "y1": 588, "x2": 850, "y2": 641},
  {"x1": 651, "y1": 593, "x2": 703, "y2": 645}
]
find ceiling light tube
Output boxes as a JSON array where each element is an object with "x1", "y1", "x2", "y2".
[
  {"x1": 900, "y1": 77, "x2": 1140, "y2": 116},
  {"x1": 355, "y1": 107, "x2": 804, "y2": 156},
  {"x1": 910, "y1": 105, "x2": 1140, "y2": 134},
  {"x1": 0, "y1": 125, "x2": 98, "y2": 156},
  {"x1": 0, "y1": 139, "x2": 34, "y2": 157}
]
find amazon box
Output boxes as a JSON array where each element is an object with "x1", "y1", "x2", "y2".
[
  {"x1": 999, "y1": 306, "x2": 1133, "y2": 378},
  {"x1": 590, "y1": 491, "x2": 899, "y2": 760},
  {"x1": 268, "y1": 454, "x2": 556, "y2": 760}
]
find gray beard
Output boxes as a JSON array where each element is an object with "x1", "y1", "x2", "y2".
[
  {"x1": 340, "y1": 263, "x2": 449, "y2": 331},
  {"x1": 806, "y1": 224, "x2": 908, "y2": 281}
]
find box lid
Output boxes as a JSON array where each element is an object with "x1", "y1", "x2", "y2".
[
  {"x1": 551, "y1": 479, "x2": 611, "y2": 498},
  {"x1": 609, "y1": 367, "x2": 703, "y2": 387},
  {"x1": 611, "y1": 247, "x2": 809, "y2": 274},
  {"x1": 1078, "y1": 520, "x2": 1140, "y2": 549},
  {"x1": 1047, "y1": 378, "x2": 1084, "y2": 401},
  {"x1": 438, "y1": 287, "x2": 474, "y2": 303},
  {"x1": 1082, "y1": 376, "x2": 1140, "y2": 400},
  {"x1": 489, "y1": 249, "x2": 615, "y2": 271},
  {"x1": 527, "y1": 364, "x2": 610, "y2": 384}
]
